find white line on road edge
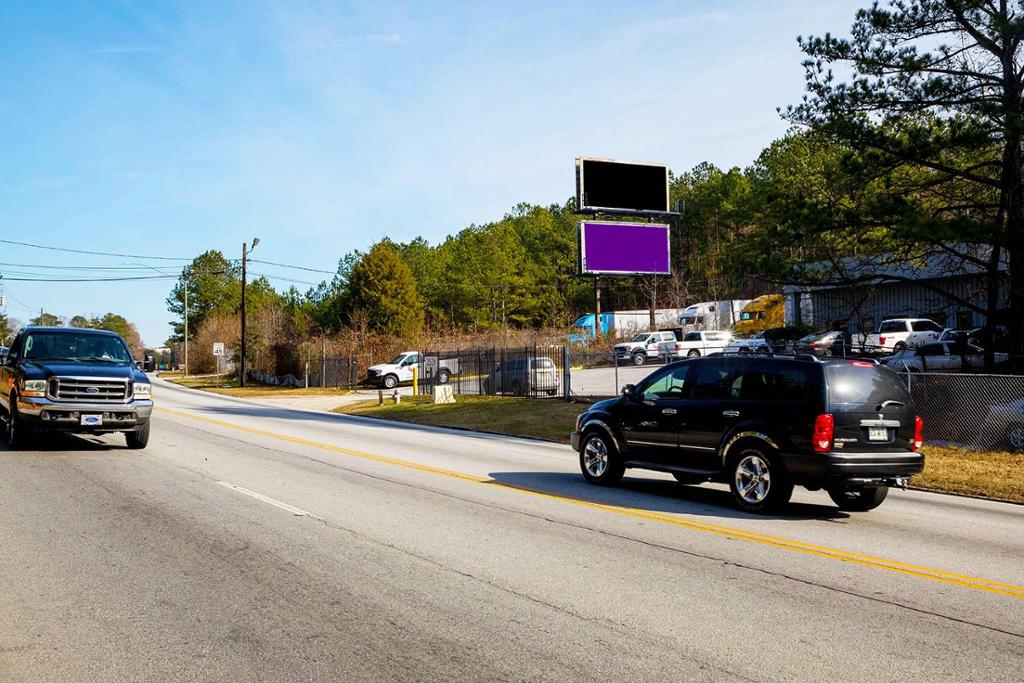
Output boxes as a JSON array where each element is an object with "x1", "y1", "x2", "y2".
[{"x1": 216, "y1": 481, "x2": 319, "y2": 519}]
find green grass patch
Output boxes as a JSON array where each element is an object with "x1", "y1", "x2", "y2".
[
  {"x1": 914, "y1": 445, "x2": 1024, "y2": 503},
  {"x1": 165, "y1": 374, "x2": 353, "y2": 399},
  {"x1": 334, "y1": 395, "x2": 584, "y2": 443}
]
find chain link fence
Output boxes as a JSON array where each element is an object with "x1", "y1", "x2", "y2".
[
  {"x1": 417, "y1": 345, "x2": 566, "y2": 398},
  {"x1": 898, "y1": 372, "x2": 1024, "y2": 451}
]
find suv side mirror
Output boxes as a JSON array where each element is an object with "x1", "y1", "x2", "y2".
[{"x1": 622, "y1": 383, "x2": 638, "y2": 399}]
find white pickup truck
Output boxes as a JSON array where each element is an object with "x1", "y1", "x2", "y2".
[
  {"x1": 366, "y1": 352, "x2": 459, "y2": 389},
  {"x1": 613, "y1": 330, "x2": 679, "y2": 366},
  {"x1": 864, "y1": 318, "x2": 943, "y2": 353},
  {"x1": 657, "y1": 331, "x2": 733, "y2": 359}
]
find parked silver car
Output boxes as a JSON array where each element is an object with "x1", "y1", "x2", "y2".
[
  {"x1": 483, "y1": 356, "x2": 559, "y2": 396},
  {"x1": 979, "y1": 398, "x2": 1024, "y2": 452}
]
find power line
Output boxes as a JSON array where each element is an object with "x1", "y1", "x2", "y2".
[
  {"x1": 249, "y1": 258, "x2": 335, "y2": 275},
  {"x1": 0, "y1": 261, "x2": 171, "y2": 271},
  {"x1": 0, "y1": 238, "x2": 191, "y2": 261},
  {"x1": 0, "y1": 274, "x2": 178, "y2": 282}
]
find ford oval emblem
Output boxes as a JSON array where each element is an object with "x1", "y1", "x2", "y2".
[{"x1": 86, "y1": 387, "x2": 100, "y2": 394}]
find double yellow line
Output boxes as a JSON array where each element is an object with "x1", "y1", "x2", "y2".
[{"x1": 157, "y1": 406, "x2": 1024, "y2": 600}]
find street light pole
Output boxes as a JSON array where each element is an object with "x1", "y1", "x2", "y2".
[
  {"x1": 183, "y1": 271, "x2": 189, "y2": 376},
  {"x1": 240, "y1": 237, "x2": 259, "y2": 387}
]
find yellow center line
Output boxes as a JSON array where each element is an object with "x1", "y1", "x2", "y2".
[{"x1": 156, "y1": 405, "x2": 1024, "y2": 600}]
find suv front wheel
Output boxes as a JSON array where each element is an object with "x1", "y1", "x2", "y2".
[
  {"x1": 728, "y1": 448, "x2": 792, "y2": 513},
  {"x1": 579, "y1": 431, "x2": 624, "y2": 485}
]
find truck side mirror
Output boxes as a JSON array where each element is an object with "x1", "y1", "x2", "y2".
[{"x1": 622, "y1": 383, "x2": 638, "y2": 399}]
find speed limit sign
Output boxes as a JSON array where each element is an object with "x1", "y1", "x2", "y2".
[{"x1": 212, "y1": 342, "x2": 225, "y2": 357}]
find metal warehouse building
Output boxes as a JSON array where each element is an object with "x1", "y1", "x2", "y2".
[{"x1": 783, "y1": 246, "x2": 1010, "y2": 335}]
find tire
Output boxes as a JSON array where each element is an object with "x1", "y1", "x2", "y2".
[
  {"x1": 757, "y1": 345, "x2": 770, "y2": 354},
  {"x1": 546, "y1": 389, "x2": 557, "y2": 396},
  {"x1": 728, "y1": 447, "x2": 793, "y2": 513},
  {"x1": 5, "y1": 397, "x2": 31, "y2": 450},
  {"x1": 126, "y1": 422, "x2": 150, "y2": 450},
  {"x1": 436, "y1": 370, "x2": 450, "y2": 385},
  {"x1": 687, "y1": 349, "x2": 700, "y2": 358},
  {"x1": 828, "y1": 486, "x2": 889, "y2": 511},
  {"x1": 382, "y1": 374, "x2": 399, "y2": 390},
  {"x1": 894, "y1": 342, "x2": 907, "y2": 352},
  {"x1": 579, "y1": 431, "x2": 624, "y2": 485},
  {"x1": 1006, "y1": 423, "x2": 1024, "y2": 452},
  {"x1": 631, "y1": 352, "x2": 645, "y2": 366}
]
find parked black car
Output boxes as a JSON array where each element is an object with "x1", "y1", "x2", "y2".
[
  {"x1": 0, "y1": 327, "x2": 153, "y2": 449},
  {"x1": 571, "y1": 354, "x2": 924, "y2": 512}
]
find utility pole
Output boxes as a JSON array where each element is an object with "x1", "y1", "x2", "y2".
[
  {"x1": 240, "y1": 237, "x2": 260, "y2": 387},
  {"x1": 183, "y1": 271, "x2": 189, "y2": 376}
]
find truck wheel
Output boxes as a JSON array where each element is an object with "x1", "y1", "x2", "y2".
[
  {"x1": 126, "y1": 422, "x2": 150, "y2": 450},
  {"x1": 579, "y1": 431, "x2": 624, "y2": 485},
  {"x1": 382, "y1": 374, "x2": 399, "y2": 390},
  {"x1": 631, "y1": 352, "x2": 645, "y2": 366},
  {"x1": 5, "y1": 398, "x2": 31, "y2": 450},
  {"x1": 687, "y1": 349, "x2": 700, "y2": 358},
  {"x1": 828, "y1": 486, "x2": 888, "y2": 511},
  {"x1": 894, "y1": 342, "x2": 907, "y2": 352},
  {"x1": 437, "y1": 369, "x2": 450, "y2": 385},
  {"x1": 728, "y1": 448, "x2": 792, "y2": 513}
]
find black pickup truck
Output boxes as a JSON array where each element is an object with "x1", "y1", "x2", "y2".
[{"x1": 0, "y1": 326, "x2": 153, "y2": 449}]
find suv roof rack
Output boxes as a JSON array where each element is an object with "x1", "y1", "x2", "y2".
[{"x1": 707, "y1": 350, "x2": 823, "y2": 362}]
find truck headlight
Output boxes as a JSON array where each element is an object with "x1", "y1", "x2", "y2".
[
  {"x1": 21, "y1": 379, "x2": 46, "y2": 397},
  {"x1": 134, "y1": 383, "x2": 152, "y2": 398}
]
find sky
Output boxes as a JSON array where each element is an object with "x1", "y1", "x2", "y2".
[{"x1": 0, "y1": 0, "x2": 866, "y2": 347}]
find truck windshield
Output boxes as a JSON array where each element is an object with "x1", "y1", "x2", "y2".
[
  {"x1": 630, "y1": 334, "x2": 650, "y2": 342},
  {"x1": 23, "y1": 332, "x2": 133, "y2": 364}
]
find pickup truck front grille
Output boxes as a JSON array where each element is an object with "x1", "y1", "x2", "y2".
[{"x1": 48, "y1": 377, "x2": 130, "y2": 403}]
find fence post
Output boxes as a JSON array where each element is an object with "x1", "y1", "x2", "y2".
[
  {"x1": 614, "y1": 350, "x2": 619, "y2": 397},
  {"x1": 562, "y1": 345, "x2": 571, "y2": 400}
]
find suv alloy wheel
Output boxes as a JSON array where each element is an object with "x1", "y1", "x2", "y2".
[
  {"x1": 728, "y1": 447, "x2": 793, "y2": 512},
  {"x1": 579, "y1": 432, "x2": 624, "y2": 485}
]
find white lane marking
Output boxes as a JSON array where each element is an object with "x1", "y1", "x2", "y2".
[{"x1": 216, "y1": 481, "x2": 319, "y2": 519}]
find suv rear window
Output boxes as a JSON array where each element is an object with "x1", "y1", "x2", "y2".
[
  {"x1": 740, "y1": 365, "x2": 809, "y2": 402},
  {"x1": 825, "y1": 363, "x2": 911, "y2": 406}
]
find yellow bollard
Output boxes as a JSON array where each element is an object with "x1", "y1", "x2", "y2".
[{"x1": 412, "y1": 365, "x2": 418, "y2": 395}]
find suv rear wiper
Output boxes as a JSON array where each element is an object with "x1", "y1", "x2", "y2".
[{"x1": 878, "y1": 400, "x2": 906, "y2": 410}]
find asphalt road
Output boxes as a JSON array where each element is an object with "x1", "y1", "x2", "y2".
[{"x1": 1, "y1": 377, "x2": 1022, "y2": 681}]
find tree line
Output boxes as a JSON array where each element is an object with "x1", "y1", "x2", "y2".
[{"x1": 166, "y1": 1, "x2": 1024, "y2": 369}]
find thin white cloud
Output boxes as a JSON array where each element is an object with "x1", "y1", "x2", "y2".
[{"x1": 91, "y1": 45, "x2": 163, "y2": 55}]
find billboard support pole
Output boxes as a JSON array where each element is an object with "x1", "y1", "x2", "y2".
[{"x1": 594, "y1": 277, "x2": 602, "y2": 339}]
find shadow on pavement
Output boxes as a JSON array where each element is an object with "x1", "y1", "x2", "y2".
[
  {"x1": 488, "y1": 470, "x2": 850, "y2": 523},
  {"x1": 0, "y1": 431, "x2": 127, "y2": 454}
]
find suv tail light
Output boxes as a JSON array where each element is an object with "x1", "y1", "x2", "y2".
[
  {"x1": 675, "y1": 343, "x2": 682, "y2": 351},
  {"x1": 913, "y1": 416, "x2": 924, "y2": 451},
  {"x1": 813, "y1": 413, "x2": 834, "y2": 453}
]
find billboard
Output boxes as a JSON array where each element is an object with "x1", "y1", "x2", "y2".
[
  {"x1": 578, "y1": 221, "x2": 671, "y2": 276},
  {"x1": 576, "y1": 157, "x2": 670, "y2": 214}
]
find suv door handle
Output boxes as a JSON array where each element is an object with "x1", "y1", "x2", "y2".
[
  {"x1": 722, "y1": 410, "x2": 740, "y2": 418},
  {"x1": 662, "y1": 408, "x2": 677, "y2": 415}
]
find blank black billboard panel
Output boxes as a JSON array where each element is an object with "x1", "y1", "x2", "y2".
[{"x1": 576, "y1": 158, "x2": 669, "y2": 213}]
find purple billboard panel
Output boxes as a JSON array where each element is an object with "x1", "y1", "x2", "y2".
[{"x1": 578, "y1": 221, "x2": 671, "y2": 275}]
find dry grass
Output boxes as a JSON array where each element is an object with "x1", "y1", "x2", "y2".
[
  {"x1": 337, "y1": 397, "x2": 1024, "y2": 503},
  {"x1": 335, "y1": 395, "x2": 584, "y2": 443},
  {"x1": 913, "y1": 445, "x2": 1024, "y2": 503},
  {"x1": 165, "y1": 374, "x2": 353, "y2": 399}
]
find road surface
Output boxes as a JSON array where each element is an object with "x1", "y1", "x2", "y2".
[{"x1": 1, "y1": 377, "x2": 1022, "y2": 681}]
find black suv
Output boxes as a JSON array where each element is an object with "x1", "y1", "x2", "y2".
[
  {"x1": 0, "y1": 327, "x2": 153, "y2": 449},
  {"x1": 571, "y1": 354, "x2": 924, "y2": 512}
]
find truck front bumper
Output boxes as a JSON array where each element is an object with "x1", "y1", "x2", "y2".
[{"x1": 16, "y1": 396, "x2": 153, "y2": 433}]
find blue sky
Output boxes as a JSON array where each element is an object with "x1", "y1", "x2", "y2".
[{"x1": 0, "y1": 0, "x2": 864, "y2": 346}]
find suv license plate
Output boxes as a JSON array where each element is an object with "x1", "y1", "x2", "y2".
[
  {"x1": 81, "y1": 414, "x2": 103, "y2": 427},
  {"x1": 867, "y1": 426, "x2": 888, "y2": 441}
]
